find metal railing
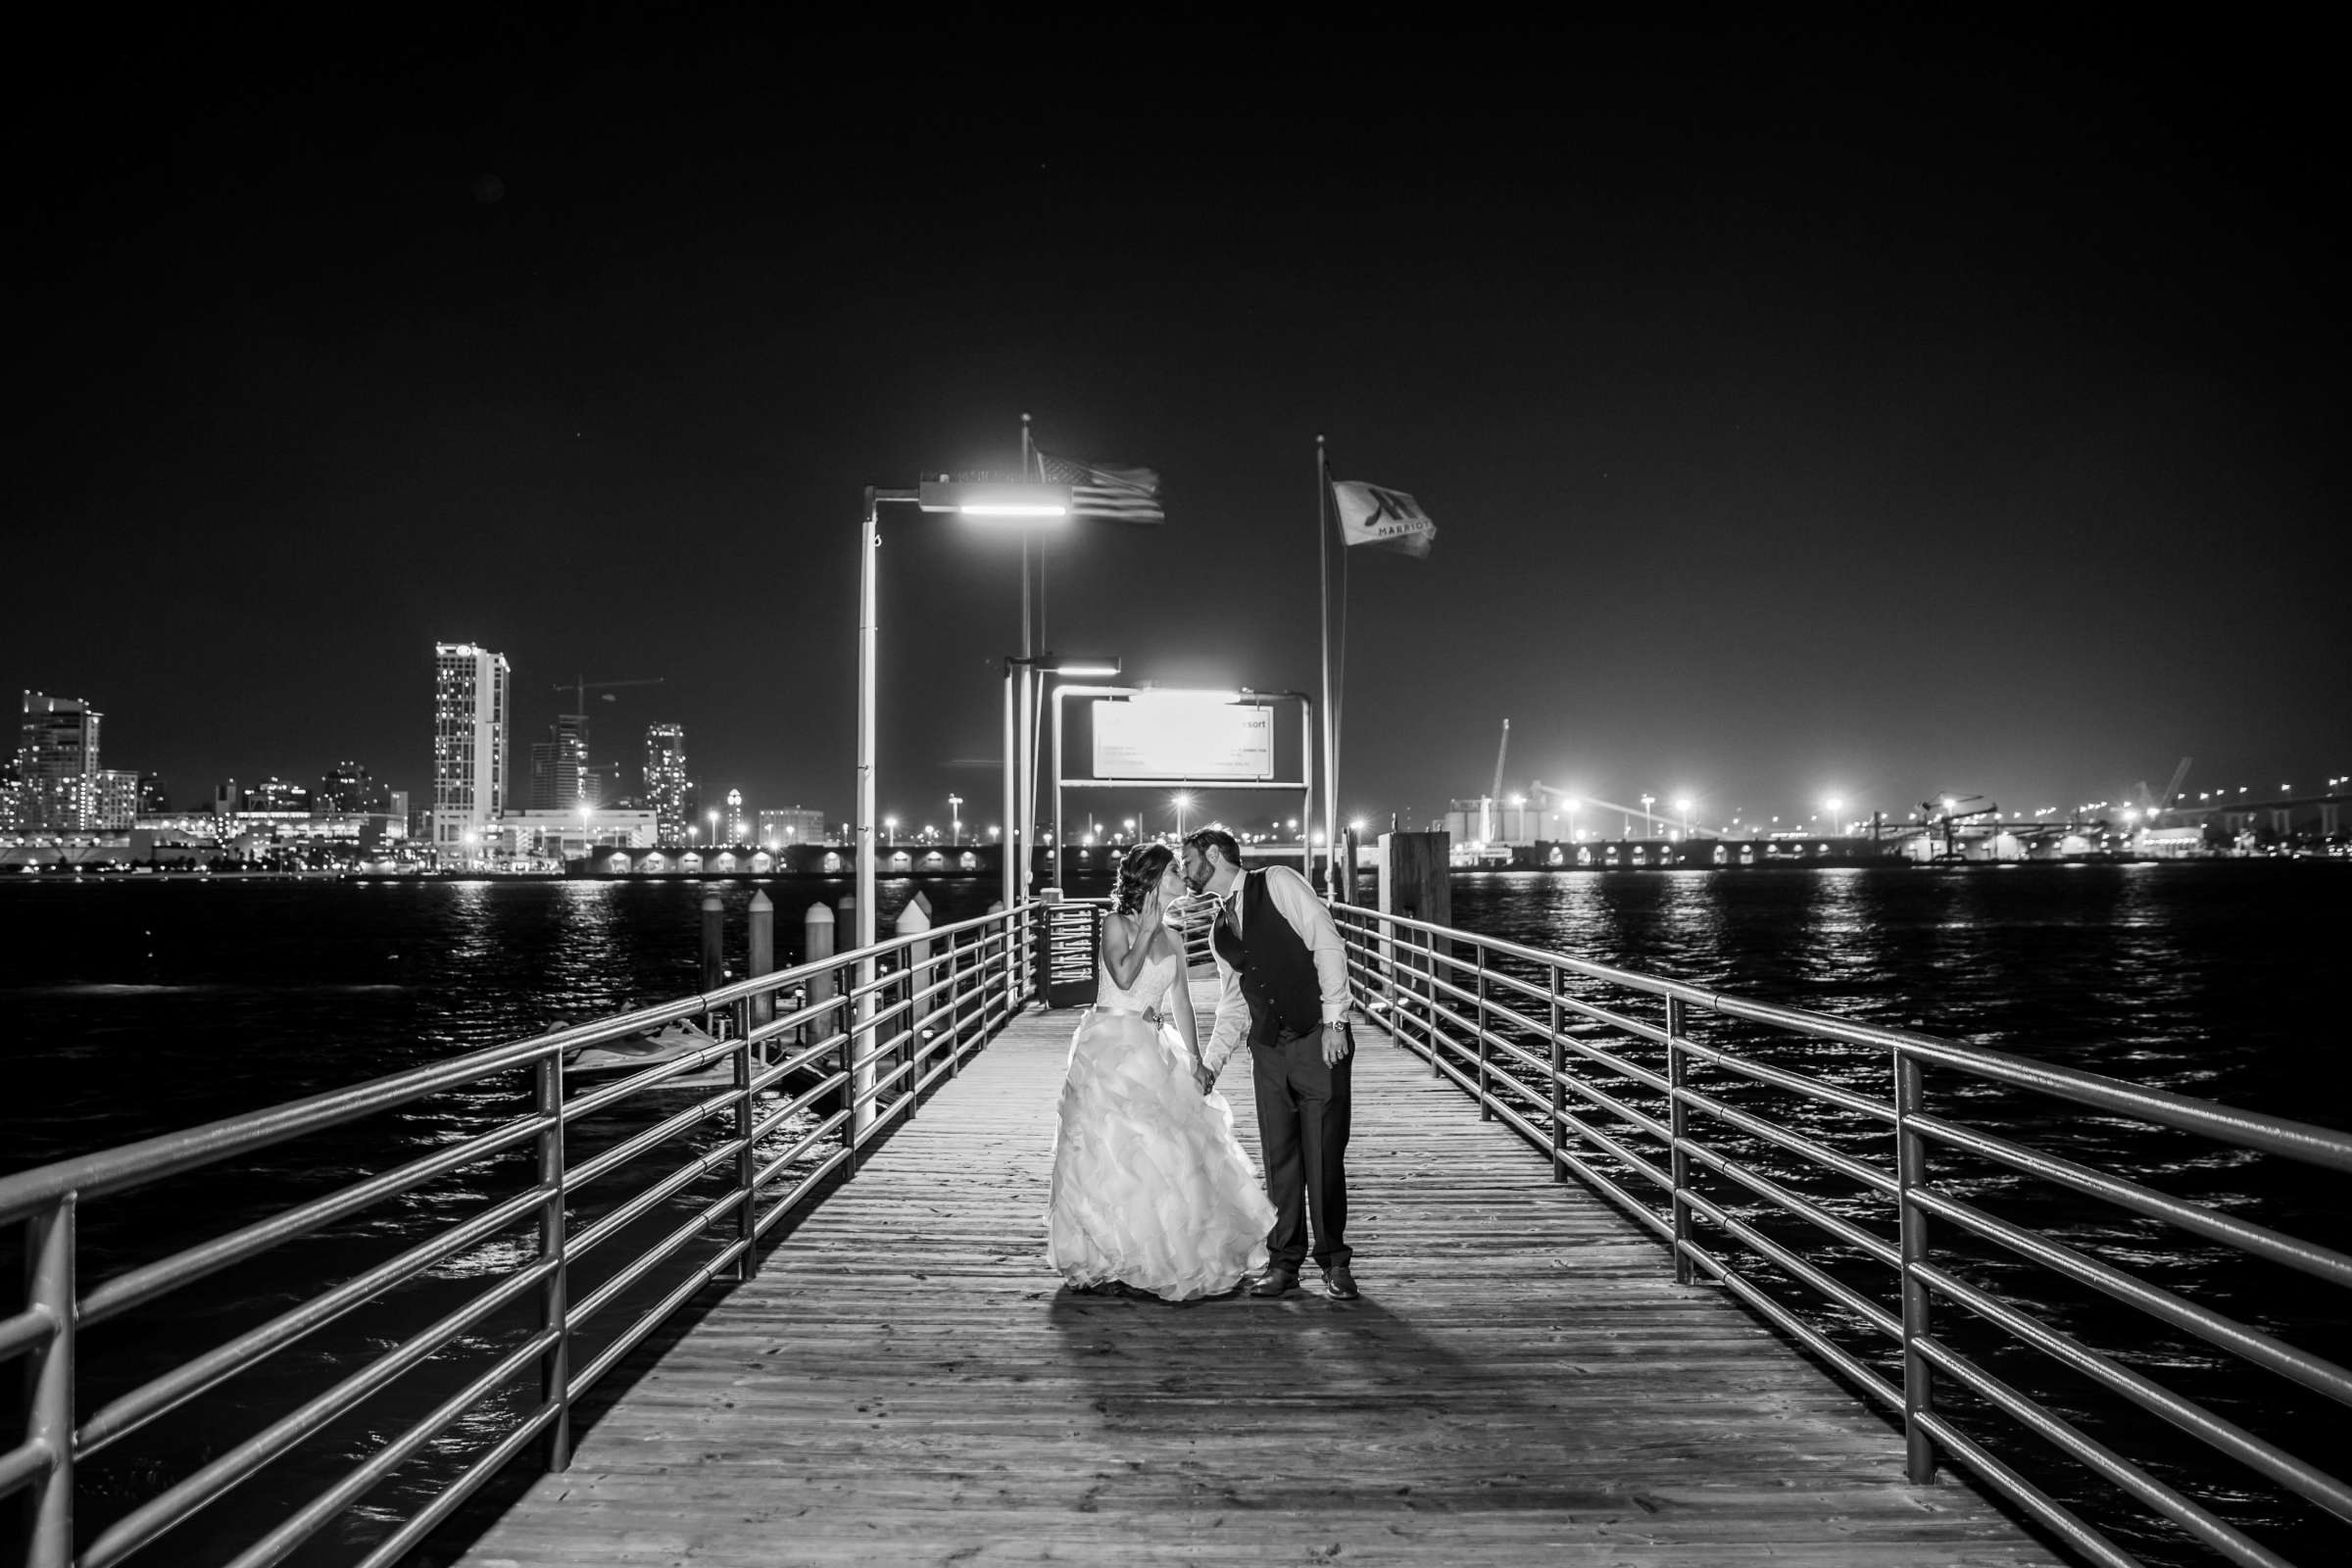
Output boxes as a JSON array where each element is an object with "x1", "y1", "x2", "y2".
[
  {"x1": 0, "y1": 903, "x2": 1037, "y2": 1568},
  {"x1": 1335, "y1": 902, "x2": 2351, "y2": 1568}
]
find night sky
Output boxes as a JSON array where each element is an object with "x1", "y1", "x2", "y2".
[{"x1": 11, "y1": 18, "x2": 2344, "y2": 836}]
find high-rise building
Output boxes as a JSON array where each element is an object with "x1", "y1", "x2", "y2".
[
  {"x1": 430, "y1": 643, "x2": 512, "y2": 861},
  {"x1": 247, "y1": 777, "x2": 312, "y2": 812},
  {"x1": 318, "y1": 761, "x2": 380, "y2": 812},
  {"x1": 643, "y1": 723, "x2": 689, "y2": 846},
  {"x1": 93, "y1": 769, "x2": 141, "y2": 829},
  {"x1": 757, "y1": 806, "x2": 827, "y2": 848},
  {"x1": 17, "y1": 692, "x2": 102, "y2": 830},
  {"x1": 138, "y1": 772, "x2": 170, "y2": 813},
  {"x1": 526, "y1": 714, "x2": 593, "y2": 811},
  {"x1": 525, "y1": 739, "x2": 562, "y2": 811},
  {"x1": 724, "y1": 787, "x2": 747, "y2": 843}
]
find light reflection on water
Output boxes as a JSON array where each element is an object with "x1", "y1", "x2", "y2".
[
  {"x1": 1, "y1": 875, "x2": 1013, "y2": 1567},
  {"x1": 1446, "y1": 861, "x2": 2349, "y2": 1568}
]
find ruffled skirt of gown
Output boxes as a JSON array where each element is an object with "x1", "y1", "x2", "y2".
[{"x1": 1046, "y1": 1008, "x2": 1274, "y2": 1300}]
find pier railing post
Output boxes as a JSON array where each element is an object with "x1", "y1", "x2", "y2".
[
  {"x1": 1666, "y1": 994, "x2": 1693, "y2": 1285},
  {"x1": 1421, "y1": 928, "x2": 1439, "y2": 1075},
  {"x1": 1895, "y1": 1048, "x2": 1937, "y2": 1483},
  {"x1": 946, "y1": 929, "x2": 965, "y2": 1076},
  {"x1": 1548, "y1": 962, "x2": 1566, "y2": 1183},
  {"x1": 732, "y1": 989, "x2": 758, "y2": 1279},
  {"x1": 1475, "y1": 946, "x2": 1493, "y2": 1119},
  {"x1": 24, "y1": 1196, "x2": 75, "y2": 1568},
  {"x1": 532, "y1": 1059, "x2": 571, "y2": 1471}
]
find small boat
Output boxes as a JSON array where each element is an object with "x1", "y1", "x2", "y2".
[{"x1": 561, "y1": 1018, "x2": 729, "y2": 1082}]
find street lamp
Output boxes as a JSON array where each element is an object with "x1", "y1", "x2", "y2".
[
  {"x1": 707, "y1": 808, "x2": 720, "y2": 848},
  {"x1": 1826, "y1": 796, "x2": 1844, "y2": 834},
  {"x1": 1676, "y1": 797, "x2": 1692, "y2": 841},
  {"x1": 948, "y1": 793, "x2": 962, "y2": 846},
  {"x1": 859, "y1": 476, "x2": 1072, "y2": 921},
  {"x1": 1174, "y1": 792, "x2": 1195, "y2": 840},
  {"x1": 1641, "y1": 794, "x2": 1655, "y2": 839}
]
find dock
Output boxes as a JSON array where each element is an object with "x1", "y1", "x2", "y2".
[{"x1": 446, "y1": 977, "x2": 2059, "y2": 1566}]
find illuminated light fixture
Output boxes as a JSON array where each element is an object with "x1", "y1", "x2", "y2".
[
  {"x1": 917, "y1": 479, "x2": 1073, "y2": 517},
  {"x1": 1129, "y1": 686, "x2": 1245, "y2": 705}
]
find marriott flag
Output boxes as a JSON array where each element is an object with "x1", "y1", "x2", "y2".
[
  {"x1": 1331, "y1": 479, "x2": 1437, "y2": 558},
  {"x1": 1037, "y1": 452, "x2": 1166, "y2": 524}
]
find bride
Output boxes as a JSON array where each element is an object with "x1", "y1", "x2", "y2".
[{"x1": 1045, "y1": 843, "x2": 1275, "y2": 1300}]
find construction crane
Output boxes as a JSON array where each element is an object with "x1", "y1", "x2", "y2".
[
  {"x1": 2134, "y1": 758, "x2": 2193, "y2": 824},
  {"x1": 555, "y1": 675, "x2": 664, "y2": 714}
]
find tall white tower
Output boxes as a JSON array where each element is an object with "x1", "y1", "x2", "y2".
[{"x1": 430, "y1": 643, "x2": 511, "y2": 864}]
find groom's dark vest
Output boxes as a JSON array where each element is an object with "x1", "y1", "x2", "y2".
[{"x1": 1210, "y1": 869, "x2": 1324, "y2": 1050}]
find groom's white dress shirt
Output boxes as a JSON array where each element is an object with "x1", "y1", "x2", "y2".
[{"x1": 1202, "y1": 864, "x2": 1350, "y2": 1082}]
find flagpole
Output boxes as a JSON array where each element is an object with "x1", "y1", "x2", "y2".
[{"x1": 1317, "y1": 434, "x2": 1338, "y2": 896}]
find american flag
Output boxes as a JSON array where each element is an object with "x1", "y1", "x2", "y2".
[{"x1": 1036, "y1": 451, "x2": 1165, "y2": 524}]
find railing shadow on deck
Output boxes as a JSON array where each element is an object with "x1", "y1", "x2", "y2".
[
  {"x1": 1039, "y1": 1289, "x2": 1654, "y2": 1520},
  {"x1": 1331, "y1": 901, "x2": 2352, "y2": 1568},
  {"x1": 0, "y1": 905, "x2": 1045, "y2": 1568}
]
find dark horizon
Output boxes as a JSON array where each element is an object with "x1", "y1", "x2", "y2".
[{"x1": 9, "y1": 19, "x2": 2345, "y2": 833}]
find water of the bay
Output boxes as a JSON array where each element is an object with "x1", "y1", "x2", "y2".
[{"x1": 1, "y1": 862, "x2": 2344, "y2": 1565}]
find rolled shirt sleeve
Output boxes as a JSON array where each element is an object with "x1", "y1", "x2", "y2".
[
  {"x1": 1204, "y1": 955, "x2": 1250, "y2": 1080},
  {"x1": 1261, "y1": 865, "x2": 1350, "y2": 1024}
]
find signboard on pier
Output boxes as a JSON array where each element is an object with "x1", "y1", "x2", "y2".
[{"x1": 1091, "y1": 697, "x2": 1273, "y2": 781}]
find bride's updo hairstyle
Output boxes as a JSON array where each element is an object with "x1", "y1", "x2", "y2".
[{"x1": 1114, "y1": 843, "x2": 1175, "y2": 916}]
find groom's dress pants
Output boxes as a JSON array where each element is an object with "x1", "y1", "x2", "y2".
[{"x1": 1252, "y1": 1024, "x2": 1353, "y2": 1272}]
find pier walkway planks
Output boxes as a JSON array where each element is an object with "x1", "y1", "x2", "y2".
[{"x1": 450, "y1": 981, "x2": 2060, "y2": 1567}]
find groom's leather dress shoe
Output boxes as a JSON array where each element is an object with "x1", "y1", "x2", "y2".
[
  {"x1": 1249, "y1": 1268, "x2": 1299, "y2": 1298},
  {"x1": 1321, "y1": 1265, "x2": 1360, "y2": 1300}
]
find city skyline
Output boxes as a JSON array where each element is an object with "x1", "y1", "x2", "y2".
[
  {"x1": 9, "y1": 654, "x2": 2343, "y2": 843},
  {"x1": 7, "y1": 21, "x2": 2344, "y2": 829}
]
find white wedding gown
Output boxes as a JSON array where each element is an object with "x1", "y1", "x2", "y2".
[{"x1": 1045, "y1": 948, "x2": 1274, "y2": 1299}]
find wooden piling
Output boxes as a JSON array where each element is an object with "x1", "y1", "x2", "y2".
[
  {"x1": 747, "y1": 892, "x2": 774, "y2": 1032},
  {"x1": 699, "y1": 893, "x2": 725, "y2": 1032}
]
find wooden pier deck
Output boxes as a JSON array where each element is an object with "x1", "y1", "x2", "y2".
[{"x1": 449, "y1": 981, "x2": 2061, "y2": 1566}]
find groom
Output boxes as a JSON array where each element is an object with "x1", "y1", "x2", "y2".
[{"x1": 1181, "y1": 829, "x2": 1358, "y2": 1300}]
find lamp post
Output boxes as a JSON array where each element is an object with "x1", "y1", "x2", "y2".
[
  {"x1": 857, "y1": 477, "x2": 1073, "y2": 959},
  {"x1": 707, "y1": 808, "x2": 719, "y2": 849},
  {"x1": 1001, "y1": 653, "x2": 1118, "y2": 908},
  {"x1": 948, "y1": 794, "x2": 962, "y2": 847},
  {"x1": 1676, "y1": 797, "x2": 1692, "y2": 841},
  {"x1": 1174, "y1": 792, "x2": 1195, "y2": 841},
  {"x1": 1826, "y1": 796, "x2": 1844, "y2": 835},
  {"x1": 1641, "y1": 794, "x2": 1656, "y2": 839}
]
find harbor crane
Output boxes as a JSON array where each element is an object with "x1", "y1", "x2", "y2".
[
  {"x1": 1529, "y1": 781, "x2": 1678, "y2": 837},
  {"x1": 1920, "y1": 795, "x2": 1998, "y2": 861},
  {"x1": 2134, "y1": 758, "x2": 2193, "y2": 824}
]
